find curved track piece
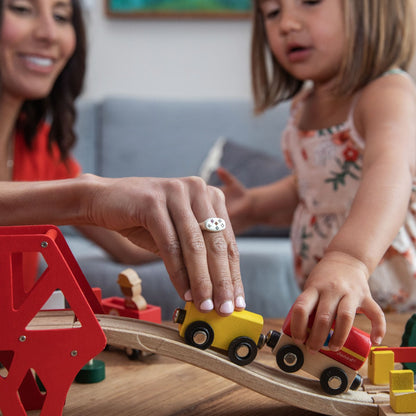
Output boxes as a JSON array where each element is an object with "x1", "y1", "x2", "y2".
[{"x1": 96, "y1": 315, "x2": 388, "y2": 416}]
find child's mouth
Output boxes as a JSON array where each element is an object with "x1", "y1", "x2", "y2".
[{"x1": 287, "y1": 46, "x2": 311, "y2": 62}]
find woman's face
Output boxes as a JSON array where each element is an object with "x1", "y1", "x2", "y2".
[{"x1": 0, "y1": 0, "x2": 76, "y2": 103}]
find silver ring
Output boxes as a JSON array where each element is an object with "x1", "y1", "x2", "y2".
[{"x1": 199, "y1": 217, "x2": 226, "y2": 232}]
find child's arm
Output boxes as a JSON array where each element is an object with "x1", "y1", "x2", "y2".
[
  {"x1": 290, "y1": 74, "x2": 416, "y2": 352},
  {"x1": 217, "y1": 167, "x2": 299, "y2": 234}
]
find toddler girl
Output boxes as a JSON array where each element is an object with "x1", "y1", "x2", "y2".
[{"x1": 219, "y1": 0, "x2": 416, "y2": 352}]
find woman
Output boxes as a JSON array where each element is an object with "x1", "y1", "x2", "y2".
[{"x1": 0, "y1": 0, "x2": 245, "y2": 316}]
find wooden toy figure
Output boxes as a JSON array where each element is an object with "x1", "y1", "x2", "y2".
[{"x1": 117, "y1": 268, "x2": 148, "y2": 311}]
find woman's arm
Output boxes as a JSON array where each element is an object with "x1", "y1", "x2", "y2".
[
  {"x1": 0, "y1": 174, "x2": 243, "y2": 316},
  {"x1": 290, "y1": 74, "x2": 416, "y2": 352}
]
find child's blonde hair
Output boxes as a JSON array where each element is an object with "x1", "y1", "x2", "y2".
[{"x1": 251, "y1": 0, "x2": 416, "y2": 114}]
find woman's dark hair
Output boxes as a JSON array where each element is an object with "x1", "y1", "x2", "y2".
[{"x1": 16, "y1": 0, "x2": 87, "y2": 160}]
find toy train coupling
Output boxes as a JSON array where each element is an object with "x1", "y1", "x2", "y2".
[
  {"x1": 172, "y1": 307, "x2": 186, "y2": 324},
  {"x1": 257, "y1": 333, "x2": 267, "y2": 349},
  {"x1": 265, "y1": 330, "x2": 281, "y2": 349}
]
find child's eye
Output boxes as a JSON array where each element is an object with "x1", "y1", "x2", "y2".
[
  {"x1": 260, "y1": 2, "x2": 280, "y2": 20},
  {"x1": 266, "y1": 8, "x2": 280, "y2": 19},
  {"x1": 303, "y1": 0, "x2": 321, "y2": 5},
  {"x1": 7, "y1": 0, "x2": 33, "y2": 15}
]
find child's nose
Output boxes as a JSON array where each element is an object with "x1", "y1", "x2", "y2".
[{"x1": 279, "y1": 10, "x2": 302, "y2": 33}]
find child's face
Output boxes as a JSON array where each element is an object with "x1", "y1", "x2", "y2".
[
  {"x1": 258, "y1": 0, "x2": 346, "y2": 87},
  {"x1": 0, "y1": 0, "x2": 76, "y2": 103}
]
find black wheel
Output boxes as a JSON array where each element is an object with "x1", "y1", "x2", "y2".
[
  {"x1": 276, "y1": 344, "x2": 304, "y2": 373},
  {"x1": 125, "y1": 348, "x2": 142, "y2": 360},
  {"x1": 350, "y1": 374, "x2": 362, "y2": 391},
  {"x1": 184, "y1": 321, "x2": 214, "y2": 350},
  {"x1": 227, "y1": 337, "x2": 258, "y2": 366},
  {"x1": 320, "y1": 367, "x2": 349, "y2": 395}
]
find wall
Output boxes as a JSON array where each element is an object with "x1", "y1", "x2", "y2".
[
  {"x1": 82, "y1": 2, "x2": 253, "y2": 101},
  {"x1": 82, "y1": 2, "x2": 416, "y2": 101}
]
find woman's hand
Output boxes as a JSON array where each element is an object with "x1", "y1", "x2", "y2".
[
  {"x1": 289, "y1": 251, "x2": 386, "y2": 352},
  {"x1": 82, "y1": 174, "x2": 245, "y2": 316}
]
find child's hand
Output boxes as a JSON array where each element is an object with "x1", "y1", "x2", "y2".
[
  {"x1": 289, "y1": 251, "x2": 386, "y2": 352},
  {"x1": 216, "y1": 167, "x2": 253, "y2": 234}
]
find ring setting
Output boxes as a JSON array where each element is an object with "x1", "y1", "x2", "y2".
[{"x1": 199, "y1": 217, "x2": 226, "y2": 232}]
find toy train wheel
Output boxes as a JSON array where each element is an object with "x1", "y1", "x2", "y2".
[
  {"x1": 320, "y1": 367, "x2": 348, "y2": 395},
  {"x1": 184, "y1": 321, "x2": 214, "y2": 349},
  {"x1": 125, "y1": 348, "x2": 142, "y2": 360},
  {"x1": 228, "y1": 336, "x2": 257, "y2": 366},
  {"x1": 276, "y1": 344, "x2": 304, "y2": 373}
]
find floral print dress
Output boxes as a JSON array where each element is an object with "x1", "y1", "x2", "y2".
[{"x1": 282, "y1": 83, "x2": 416, "y2": 312}]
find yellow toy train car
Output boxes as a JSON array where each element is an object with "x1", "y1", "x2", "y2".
[{"x1": 173, "y1": 302, "x2": 265, "y2": 366}]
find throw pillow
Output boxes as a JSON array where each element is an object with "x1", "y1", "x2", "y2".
[{"x1": 199, "y1": 138, "x2": 291, "y2": 237}]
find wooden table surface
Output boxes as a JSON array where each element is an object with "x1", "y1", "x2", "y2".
[{"x1": 28, "y1": 312, "x2": 414, "y2": 416}]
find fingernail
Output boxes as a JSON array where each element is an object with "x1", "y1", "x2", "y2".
[
  {"x1": 374, "y1": 337, "x2": 382, "y2": 345},
  {"x1": 220, "y1": 300, "x2": 234, "y2": 314},
  {"x1": 200, "y1": 299, "x2": 214, "y2": 311},
  {"x1": 235, "y1": 296, "x2": 246, "y2": 309},
  {"x1": 184, "y1": 290, "x2": 192, "y2": 301},
  {"x1": 306, "y1": 345, "x2": 318, "y2": 354}
]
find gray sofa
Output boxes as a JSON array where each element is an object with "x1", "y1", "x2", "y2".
[{"x1": 63, "y1": 97, "x2": 300, "y2": 320}]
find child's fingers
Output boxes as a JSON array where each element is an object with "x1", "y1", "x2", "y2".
[
  {"x1": 328, "y1": 295, "x2": 356, "y2": 351},
  {"x1": 290, "y1": 288, "x2": 319, "y2": 345},
  {"x1": 361, "y1": 297, "x2": 386, "y2": 345},
  {"x1": 216, "y1": 167, "x2": 239, "y2": 187},
  {"x1": 305, "y1": 294, "x2": 339, "y2": 352}
]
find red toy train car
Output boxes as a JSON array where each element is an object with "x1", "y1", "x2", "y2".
[{"x1": 266, "y1": 311, "x2": 372, "y2": 395}]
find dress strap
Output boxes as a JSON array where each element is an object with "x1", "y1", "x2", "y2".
[
  {"x1": 345, "y1": 68, "x2": 412, "y2": 151},
  {"x1": 382, "y1": 68, "x2": 410, "y2": 78}
]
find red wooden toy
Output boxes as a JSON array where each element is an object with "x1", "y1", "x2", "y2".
[{"x1": 0, "y1": 225, "x2": 106, "y2": 415}]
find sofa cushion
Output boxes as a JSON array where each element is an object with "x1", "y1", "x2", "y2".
[
  {"x1": 200, "y1": 137, "x2": 290, "y2": 187},
  {"x1": 74, "y1": 99, "x2": 99, "y2": 174},
  {"x1": 96, "y1": 97, "x2": 290, "y2": 178}
]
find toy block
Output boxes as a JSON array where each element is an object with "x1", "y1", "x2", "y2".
[
  {"x1": 368, "y1": 348, "x2": 395, "y2": 385},
  {"x1": 390, "y1": 369, "x2": 416, "y2": 413},
  {"x1": 117, "y1": 268, "x2": 148, "y2": 311},
  {"x1": 391, "y1": 370, "x2": 414, "y2": 391},
  {"x1": 379, "y1": 404, "x2": 416, "y2": 416}
]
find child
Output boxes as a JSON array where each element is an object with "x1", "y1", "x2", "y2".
[{"x1": 219, "y1": 0, "x2": 416, "y2": 352}]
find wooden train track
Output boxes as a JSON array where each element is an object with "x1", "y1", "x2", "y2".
[{"x1": 95, "y1": 314, "x2": 389, "y2": 416}]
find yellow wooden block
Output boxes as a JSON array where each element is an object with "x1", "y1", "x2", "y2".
[
  {"x1": 391, "y1": 370, "x2": 414, "y2": 391},
  {"x1": 368, "y1": 349, "x2": 394, "y2": 385},
  {"x1": 390, "y1": 369, "x2": 416, "y2": 413}
]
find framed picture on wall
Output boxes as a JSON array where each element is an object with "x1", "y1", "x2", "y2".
[{"x1": 106, "y1": 0, "x2": 252, "y2": 19}]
